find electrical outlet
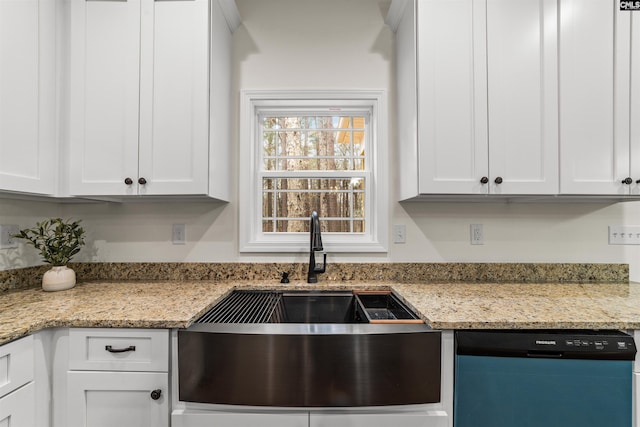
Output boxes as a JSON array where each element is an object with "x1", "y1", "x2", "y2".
[
  {"x1": 0, "y1": 225, "x2": 19, "y2": 249},
  {"x1": 172, "y1": 224, "x2": 186, "y2": 245},
  {"x1": 609, "y1": 226, "x2": 640, "y2": 245},
  {"x1": 470, "y1": 224, "x2": 484, "y2": 245},
  {"x1": 393, "y1": 224, "x2": 406, "y2": 244}
]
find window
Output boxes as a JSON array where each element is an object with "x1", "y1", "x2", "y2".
[{"x1": 240, "y1": 90, "x2": 388, "y2": 253}]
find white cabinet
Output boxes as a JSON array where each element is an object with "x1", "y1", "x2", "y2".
[
  {"x1": 0, "y1": 382, "x2": 35, "y2": 427},
  {"x1": 66, "y1": 329, "x2": 169, "y2": 427},
  {"x1": 560, "y1": 0, "x2": 640, "y2": 195},
  {"x1": 0, "y1": 335, "x2": 35, "y2": 427},
  {"x1": 397, "y1": 0, "x2": 558, "y2": 198},
  {"x1": 69, "y1": 0, "x2": 210, "y2": 197},
  {"x1": 0, "y1": 0, "x2": 56, "y2": 195},
  {"x1": 67, "y1": 371, "x2": 168, "y2": 427}
]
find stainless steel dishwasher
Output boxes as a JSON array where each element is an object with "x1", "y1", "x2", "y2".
[{"x1": 454, "y1": 330, "x2": 636, "y2": 427}]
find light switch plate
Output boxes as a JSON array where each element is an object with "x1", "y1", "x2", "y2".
[
  {"x1": 608, "y1": 225, "x2": 640, "y2": 245},
  {"x1": 393, "y1": 224, "x2": 406, "y2": 243},
  {"x1": 0, "y1": 225, "x2": 19, "y2": 249}
]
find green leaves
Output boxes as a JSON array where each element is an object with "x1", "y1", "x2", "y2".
[{"x1": 13, "y1": 218, "x2": 85, "y2": 266}]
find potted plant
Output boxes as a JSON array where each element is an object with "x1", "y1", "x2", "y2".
[{"x1": 14, "y1": 218, "x2": 86, "y2": 291}]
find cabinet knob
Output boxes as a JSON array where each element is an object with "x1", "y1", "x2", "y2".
[
  {"x1": 138, "y1": 177, "x2": 147, "y2": 185},
  {"x1": 622, "y1": 177, "x2": 633, "y2": 185},
  {"x1": 124, "y1": 178, "x2": 133, "y2": 185},
  {"x1": 494, "y1": 177, "x2": 503, "y2": 184},
  {"x1": 480, "y1": 176, "x2": 489, "y2": 184},
  {"x1": 150, "y1": 389, "x2": 162, "y2": 400}
]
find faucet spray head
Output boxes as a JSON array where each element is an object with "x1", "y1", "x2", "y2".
[{"x1": 310, "y1": 211, "x2": 323, "y2": 251}]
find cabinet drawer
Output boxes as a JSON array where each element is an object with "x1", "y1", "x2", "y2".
[
  {"x1": 69, "y1": 328, "x2": 169, "y2": 372},
  {"x1": 0, "y1": 335, "x2": 34, "y2": 398},
  {"x1": 0, "y1": 381, "x2": 35, "y2": 427}
]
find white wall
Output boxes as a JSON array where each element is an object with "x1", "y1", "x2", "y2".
[{"x1": 2, "y1": 0, "x2": 640, "y2": 280}]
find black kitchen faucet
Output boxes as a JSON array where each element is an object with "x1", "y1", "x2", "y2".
[{"x1": 307, "y1": 211, "x2": 326, "y2": 283}]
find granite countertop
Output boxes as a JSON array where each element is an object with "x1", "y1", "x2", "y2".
[{"x1": 2, "y1": 279, "x2": 640, "y2": 345}]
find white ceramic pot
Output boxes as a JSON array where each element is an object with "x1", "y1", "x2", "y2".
[{"x1": 42, "y1": 266, "x2": 76, "y2": 292}]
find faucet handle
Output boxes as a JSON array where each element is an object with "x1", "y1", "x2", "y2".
[{"x1": 313, "y1": 252, "x2": 327, "y2": 274}]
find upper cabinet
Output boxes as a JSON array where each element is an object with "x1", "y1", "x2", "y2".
[
  {"x1": 0, "y1": 0, "x2": 57, "y2": 195},
  {"x1": 69, "y1": 0, "x2": 207, "y2": 197},
  {"x1": 0, "y1": 0, "x2": 238, "y2": 200},
  {"x1": 396, "y1": 0, "x2": 558, "y2": 199},
  {"x1": 560, "y1": 0, "x2": 640, "y2": 195},
  {"x1": 394, "y1": 0, "x2": 640, "y2": 201},
  {"x1": 68, "y1": 0, "x2": 235, "y2": 200}
]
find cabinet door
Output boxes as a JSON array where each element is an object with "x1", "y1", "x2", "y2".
[
  {"x1": 0, "y1": 382, "x2": 35, "y2": 427},
  {"x1": 0, "y1": 335, "x2": 34, "y2": 399},
  {"x1": 310, "y1": 411, "x2": 448, "y2": 427},
  {"x1": 487, "y1": 0, "x2": 558, "y2": 195},
  {"x1": 67, "y1": 371, "x2": 168, "y2": 427},
  {"x1": 560, "y1": 0, "x2": 631, "y2": 195},
  {"x1": 417, "y1": 0, "x2": 489, "y2": 194},
  {"x1": 69, "y1": 0, "x2": 141, "y2": 196},
  {"x1": 137, "y1": 0, "x2": 209, "y2": 195},
  {"x1": 0, "y1": 0, "x2": 56, "y2": 195}
]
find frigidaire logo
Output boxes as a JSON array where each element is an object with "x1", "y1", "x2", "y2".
[
  {"x1": 620, "y1": 0, "x2": 640, "y2": 10},
  {"x1": 535, "y1": 340, "x2": 556, "y2": 345}
]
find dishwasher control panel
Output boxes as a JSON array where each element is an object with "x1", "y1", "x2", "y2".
[{"x1": 456, "y1": 330, "x2": 637, "y2": 360}]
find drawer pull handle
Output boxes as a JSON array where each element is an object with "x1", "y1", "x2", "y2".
[
  {"x1": 150, "y1": 389, "x2": 162, "y2": 400},
  {"x1": 105, "y1": 345, "x2": 136, "y2": 353}
]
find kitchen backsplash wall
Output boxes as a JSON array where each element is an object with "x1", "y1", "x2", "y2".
[
  {"x1": 2, "y1": 199, "x2": 640, "y2": 278},
  {"x1": 2, "y1": 0, "x2": 640, "y2": 280},
  {"x1": 0, "y1": 262, "x2": 628, "y2": 293}
]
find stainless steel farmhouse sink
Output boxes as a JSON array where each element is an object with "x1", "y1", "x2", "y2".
[{"x1": 178, "y1": 290, "x2": 441, "y2": 407}]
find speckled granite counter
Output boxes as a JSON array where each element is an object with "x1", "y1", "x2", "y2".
[
  {"x1": 0, "y1": 262, "x2": 629, "y2": 292},
  {"x1": 2, "y1": 279, "x2": 640, "y2": 346}
]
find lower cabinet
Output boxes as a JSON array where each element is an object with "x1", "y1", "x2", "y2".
[
  {"x1": 67, "y1": 371, "x2": 168, "y2": 427},
  {"x1": 0, "y1": 335, "x2": 35, "y2": 427},
  {"x1": 65, "y1": 328, "x2": 170, "y2": 427},
  {"x1": 0, "y1": 382, "x2": 36, "y2": 427}
]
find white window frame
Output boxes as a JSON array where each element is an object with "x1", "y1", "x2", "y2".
[{"x1": 239, "y1": 90, "x2": 388, "y2": 253}]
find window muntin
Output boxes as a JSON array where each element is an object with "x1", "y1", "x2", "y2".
[
  {"x1": 262, "y1": 116, "x2": 366, "y2": 171},
  {"x1": 261, "y1": 177, "x2": 366, "y2": 233},
  {"x1": 259, "y1": 112, "x2": 370, "y2": 235}
]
